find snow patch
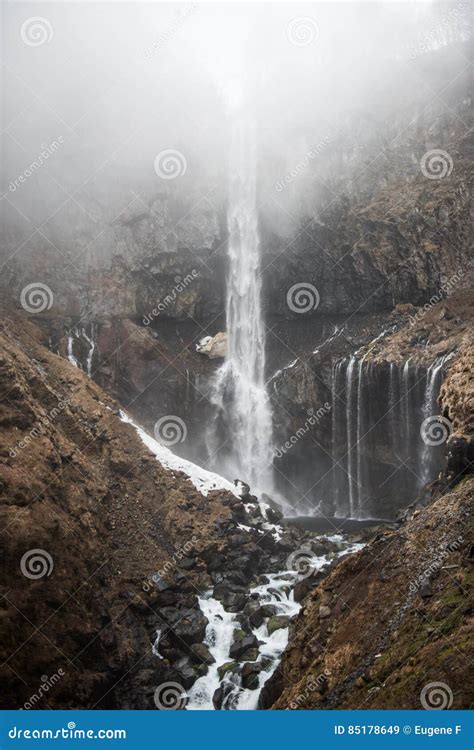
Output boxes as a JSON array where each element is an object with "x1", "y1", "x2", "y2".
[{"x1": 119, "y1": 410, "x2": 238, "y2": 498}]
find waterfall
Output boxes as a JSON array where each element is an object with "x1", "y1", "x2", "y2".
[
  {"x1": 345, "y1": 356, "x2": 357, "y2": 517},
  {"x1": 209, "y1": 114, "x2": 273, "y2": 493},
  {"x1": 330, "y1": 355, "x2": 449, "y2": 519},
  {"x1": 331, "y1": 359, "x2": 345, "y2": 516},
  {"x1": 355, "y1": 355, "x2": 367, "y2": 513},
  {"x1": 419, "y1": 354, "x2": 451, "y2": 484},
  {"x1": 67, "y1": 331, "x2": 79, "y2": 369},
  {"x1": 82, "y1": 323, "x2": 96, "y2": 377},
  {"x1": 66, "y1": 324, "x2": 96, "y2": 376},
  {"x1": 401, "y1": 359, "x2": 412, "y2": 462}
]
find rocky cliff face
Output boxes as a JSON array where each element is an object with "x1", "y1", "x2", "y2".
[
  {"x1": 1, "y1": 45, "x2": 471, "y2": 509},
  {"x1": 0, "y1": 312, "x2": 293, "y2": 709},
  {"x1": 270, "y1": 476, "x2": 473, "y2": 710},
  {"x1": 269, "y1": 291, "x2": 473, "y2": 518}
]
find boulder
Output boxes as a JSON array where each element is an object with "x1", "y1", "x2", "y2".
[
  {"x1": 240, "y1": 647, "x2": 259, "y2": 661},
  {"x1": 217, "y1": 661, "x2": 239, "y2": 681},
  {"x1": 190, "y1": 643, "x2": 215, "y2": 666},
  {"x1": 160, "y1": 607, "x2": 208, "y2": 644},
  {"x1": 243, "y1": 601, "x2": 264, "y2": 629},
  {"x1": 260, "y1": 604, "x2": 278, "y2": 618},
  {"x1": 241, "y1": 662, "x2": 263, "y2": 690},
  {"x1": 267, "y1": 615, "x2": 290, "y2": 635},
  {"x1": 196, "y1": 332, "x2": 227, "y2": 359},
  {"x1": 229, "y1": 633, "x2": 259, "y2": 660}
]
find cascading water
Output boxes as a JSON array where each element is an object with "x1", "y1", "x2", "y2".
[
  {"x1": 331, "y1": 355, "x2": 450, "y2": 519},
  {"x1": 66, "y1": 324, "x2": 96, "y2": 375},
  {"x1": 208, "y1": 111, "x2": 274, "y2": 494},
  {"x1": 420, "y1": 353, "x2": 453, "y2": 484},
  {"x1": 187, "y1": 538, "x2": 363, "y2": 711},
  {"x1": 82, "y1": 323, "x2": 96, "y2": 377}
]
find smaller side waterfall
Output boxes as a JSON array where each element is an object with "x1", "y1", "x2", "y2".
[
  {"x1": 331, "y1": 355, "x2": 450, "y2": 519},
  {"x1": 82, "y1": 323, "x2": 96, "y2": 377},
  {"x1": 67, "y1": 332, "x2": 79, "y2": 369},
  {"x1": 419, "y1": 354, "x2": 453, "y2": 484},
  {"x1": 66, "y1": 324, "x2": 97, "y2": 376}
]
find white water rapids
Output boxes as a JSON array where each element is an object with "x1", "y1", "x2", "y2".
[
  {"x1": 209, "y1": 112, "x2": 274, "y2": 495},
  {"x1": 187, "y1": 539, "x2": 363, "y2": 710}
]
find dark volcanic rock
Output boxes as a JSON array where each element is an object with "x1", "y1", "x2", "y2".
[{"x1": 229, "y1": 634, "x2": 259, "y2": 661}]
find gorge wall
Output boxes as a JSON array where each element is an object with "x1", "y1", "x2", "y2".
[{"x1": 1, "y1": 39, "x2": 472, "y2": 518}]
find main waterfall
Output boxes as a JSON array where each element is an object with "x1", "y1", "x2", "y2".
[{"x1": 209, "y1": 111, "x2": 274, "y2": 493}]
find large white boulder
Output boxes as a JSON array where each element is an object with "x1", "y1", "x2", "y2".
[{"x1": 196, "y1": 332, "x2": 227, "y2": 359}]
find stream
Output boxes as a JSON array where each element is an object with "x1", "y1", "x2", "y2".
[{"x1": 187, "y1": 536, "x2": 363, "y2": 710}]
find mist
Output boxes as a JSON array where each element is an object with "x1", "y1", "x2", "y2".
[{"x1": 2, "y1": 1, "x2": 470, "y2": 253}]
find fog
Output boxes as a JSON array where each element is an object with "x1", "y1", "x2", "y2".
[{"x1": 1, "y1": 1, "x2": 470, "y2": 248}]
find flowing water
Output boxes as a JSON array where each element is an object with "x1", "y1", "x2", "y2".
[
  {"x1": 208, "y1": 114, "x2": 274, "y2": 493},
  {"x1": 187, "y1": 538, "x2": 363, "y2": 710},
  {"x1": 331, "y1": 355, "x2": 450, "y2": 519},
  {"x1": 66, "y1": 324, "x2": 96, "y2": 375}
]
